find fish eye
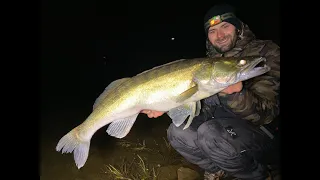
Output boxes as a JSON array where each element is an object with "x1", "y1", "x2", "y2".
[{"x1": 238, "y1": 60, "x2": 246, "y2": 66}]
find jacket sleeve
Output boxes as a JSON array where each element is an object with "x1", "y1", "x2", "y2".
[{"x1": 218, "y1": 41, "x2": 280, "y2": 125}]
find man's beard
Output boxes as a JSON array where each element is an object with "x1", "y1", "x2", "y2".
[{"x1": 212, "y1": 34, "x2": 238, "y2": 54}]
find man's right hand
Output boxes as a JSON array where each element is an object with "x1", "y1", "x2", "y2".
[{"x1": 141, "y1": 110, "x2": 165, "y2": 118}]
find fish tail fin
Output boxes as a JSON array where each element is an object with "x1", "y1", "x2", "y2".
[{"x1": 56, "y1": 128, "x2": 91, "y2": 169}]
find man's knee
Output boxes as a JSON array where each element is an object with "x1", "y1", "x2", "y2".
[
  {"x1": 167, "y1": 123, "x2": 198, "y2": 149},
  {"x1": 197, "y1": 119, "x2": 225, "y2": 143},
  {"x1": 197, "y1": 118, "x2": 247, "y2": 157},
  {"x1": 196, "y1": 118, "x2": 270, "y2": 167},
  {"x1": 197, "y1": 119, "x2": 270, "y2": 179}
]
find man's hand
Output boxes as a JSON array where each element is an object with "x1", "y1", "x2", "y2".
[
  {"x1": 219, "y1": 81, "x2": 243, "y2": 95},
  {"x1": 141, "y1": 110, "x2": 165, "y2": 118},
  {"x1": 141, "y1": 82, "x2": 243, "y2": 118}
]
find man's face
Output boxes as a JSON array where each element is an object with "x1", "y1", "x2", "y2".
[{"x1": 207, "y1": 22, "x2": 238, "y2": 53}]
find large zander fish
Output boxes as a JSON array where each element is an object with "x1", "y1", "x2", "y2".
[{"x1": 56, "y1": 56, "x2": 270, "y2": 169}]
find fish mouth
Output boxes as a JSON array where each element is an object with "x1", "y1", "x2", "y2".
[{"x1": 239, "y1": 57, "x2": 271, "y2": 80}]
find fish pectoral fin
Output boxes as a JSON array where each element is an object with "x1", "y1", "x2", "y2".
[
  {"x1": 174, "y1": 85, "x2": 198, "y2": 103},
  {"x1": 93, "y1": 78, "x2": 130, "y2": 110},
  {"x1": 182, "y1": 102, "x2": 198, "y2": 130},
  {"x1": 195, "y1": 100, "x2": 201, "y2": 116},
  {"x1": 167, "y1": 102, "x2": 197, "y2": 128},
  {"x1": 106, "y1": 114, "x2": 139, "y2": 139}
]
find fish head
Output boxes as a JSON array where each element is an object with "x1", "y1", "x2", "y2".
[{"x1": 209, "y1": 56, "x2": 270, "y2": 87}]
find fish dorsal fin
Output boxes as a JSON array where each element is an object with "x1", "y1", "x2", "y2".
[
  {"x1": 106, "y1": 114, "x2": 139, "y2": 138},
  {"x1": 136, "y1": 59, "x2": 187, "y2": 76},
  {"x1": 93, "y1": 78, "x2": 130, "y2": 110}
]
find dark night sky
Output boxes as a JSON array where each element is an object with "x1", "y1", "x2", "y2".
[{"x1": 40, "y1": 0, "x2": 279, "y2": 120}]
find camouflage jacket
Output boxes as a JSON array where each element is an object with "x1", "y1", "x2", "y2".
[{"x1": 203, "y1": 22, "x2": 280, "y2": 126}]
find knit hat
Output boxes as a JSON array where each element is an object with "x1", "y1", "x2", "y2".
[{"x1": 204, "y1": 4, "x2": 242, "y2": 34}]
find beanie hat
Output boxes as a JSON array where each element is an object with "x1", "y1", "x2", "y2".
[{"x1": 203, "y1": 4, "x2": 242, "y2": 34}]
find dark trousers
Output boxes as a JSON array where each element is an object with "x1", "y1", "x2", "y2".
[{"x1": 167, "y1": 107, "x2": 279, "y2": 180}]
